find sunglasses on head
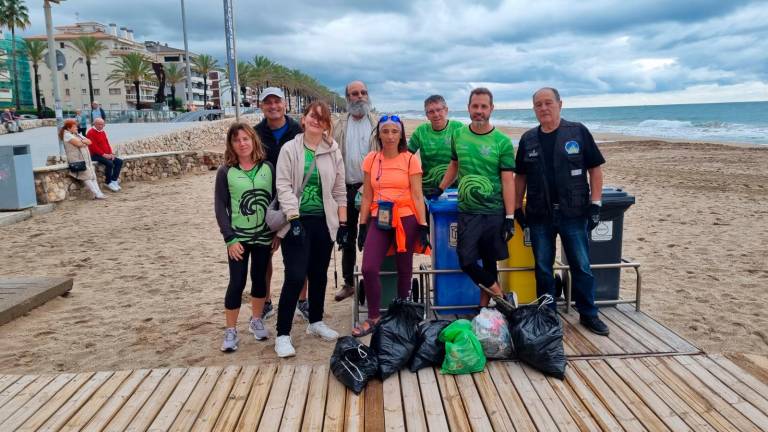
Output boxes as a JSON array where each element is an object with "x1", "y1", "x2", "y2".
[{"x1": 378, "y1": 114, "x2": 402, "y2": 124}]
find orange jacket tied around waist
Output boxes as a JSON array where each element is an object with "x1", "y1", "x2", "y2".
[{"x1": 370, "y1": 198, "x2": 431, "y2": 256}]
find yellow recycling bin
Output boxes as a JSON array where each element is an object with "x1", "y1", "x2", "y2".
[{"x1": 502, "y1": 219, "x2": 537, "y2": 304}]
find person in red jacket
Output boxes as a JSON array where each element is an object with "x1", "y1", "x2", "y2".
[{"x1": 86, "y1": 118, "x2": 123, "y2": 192}]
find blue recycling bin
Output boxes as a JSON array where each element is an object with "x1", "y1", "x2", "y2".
[
  {"x1": 0, "y1": 145, "x2": 36, "y2": 210},
  {"x1": 428, "y1": 190, "x2": 479, "y2": 314}
]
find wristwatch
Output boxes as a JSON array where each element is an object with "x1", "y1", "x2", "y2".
[{"x1": 591, "y1": 200, "x2": 602, "y2": 206}]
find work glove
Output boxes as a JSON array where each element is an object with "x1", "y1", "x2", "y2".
[
  {"x1": 418, "y1": 224, "x2": 431, "y2": 249},
  {"x1": 503, "y1": 216, "x2": 516, "y2": 242},
  {"x1": 514, "y1": 207, "x2": 527, "y2": 229},
  {"x1": 336, "y1": 223, "x2": 349, "y2": 250},
  {"x1": 424, "y1": 187, "x2": 444, "y2": 201},
  {"x1": 587, "y1": 204, "x2": 601, "y2": 231},
  {"x1": 357, "y1": 223, "x2": 368, "y2": 252},
  {"x1": 288, "y1": 218, "x2": 305, "y2": 243}
]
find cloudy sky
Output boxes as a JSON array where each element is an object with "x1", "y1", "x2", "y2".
[{"x1": 18, "y1": 0, "x2": 768, "y2": 110}]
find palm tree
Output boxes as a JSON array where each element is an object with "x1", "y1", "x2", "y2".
[
  {"x1": 237, "y1": 60, "x2": 252, "y2": 104},
  {"x1": 106, "y1": 52, "x2": 152, "y2": 109},
  {"x1": 23, "y1": 39, "x2": 46, "y2": 114},
  {"x1": 251, "y1": 55, "x2": 277, "y2": 100},
  {"x1": 163, "y1": 63, "x2": 185, "y2": 110},
  {"x1": 0, "y1": 0, "x2": 31, "y2": 110},
  {"x1": 191, "y1": 54, "x2": 218, "y2": 108},
  {"x1": 71, "y1": 36, "x2": 106, "y2": 105}
]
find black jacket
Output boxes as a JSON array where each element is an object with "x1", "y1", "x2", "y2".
[{"x1": 254, "y1": 115, "x2": 303, "y2": 167}]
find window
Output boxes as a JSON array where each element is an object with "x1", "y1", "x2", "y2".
[
  {"x1": 92, "y1": 74, "x2": 100, "y2": 80},
  {"x1": 59, "y1": 42, "x2": 65, "y2": 49},
  {"x1": 164, "y1": 56, "x2": 180, "y2": 62},
  {"x1": 80, "y1": 73, "x2": 85, "y2": 79},
  {"x1": 65, "y1": 89, "x2": 70, "y2": 96},
  {"x1": 109, "y1": 88, "x2": 121, "y2": 95},
  {"x1": 93, "y1": 89, "x2": 100, "y2": 96},
  {"x1": 64, "y1": 73, "x2": 68, "y2": 80},
  {"x1": 81, "y1": 89, "x2": 87, "y2": 95}
]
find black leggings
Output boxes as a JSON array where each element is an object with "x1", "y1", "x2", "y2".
[
  {"x1": 224, "y1": 243, "x2": 271, "y2": 310},
  {"x1": 461, "y1": 257, "x2": 499, "y2": 288},
  {"x1": 277, "y1": 216, "x2": 334, "y2": 336}
]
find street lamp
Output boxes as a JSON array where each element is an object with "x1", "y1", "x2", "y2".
[
  {"x1": 180, "y1": 0, "x2": 192, "y2": 110},
  {"x1": 44, "y1": 0, "x2": 65, "y2": 157}
]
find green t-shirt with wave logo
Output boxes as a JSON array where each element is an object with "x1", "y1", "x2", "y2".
[
  {"x1": 450, "y1": 125, "x2": 515, "y2": 214},
  {"x1": 408, "y1": 119, "x2": 464, "y2": 195},
  {"x1": 300, "y1": 146, "x2": 324, "y2": 215}
]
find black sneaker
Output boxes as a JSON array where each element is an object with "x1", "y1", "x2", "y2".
[
  {"x1": 295, "y1": 300, "x2": 310, "y2": 322},
  {"x1": 580, "y1": 314, "x2": 610, "y2": 336},
  {"x1": 261, "y1": 301, "x2": 275, "y2": 320}
]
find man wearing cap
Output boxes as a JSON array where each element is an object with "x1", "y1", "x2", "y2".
[
  {"x1": 514, "y1": 87, "x2": 609, "y2": 336},
  {"x1": 330, "y1": 80, "x2": 378, "y2": 302},
  {"x1": 254, "y1": 87, "x2": 304, "y2": 321}
]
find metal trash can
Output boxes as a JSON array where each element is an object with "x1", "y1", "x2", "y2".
[
  {"x1": 0, "y1": 145, "x2": 36, "y2": 210},
  {"x1": 429, "y1": 189, "x2": 479, "y2": 314},
  {"x1": 561, "y1": 186, "x2": 635, "y2": 301}
]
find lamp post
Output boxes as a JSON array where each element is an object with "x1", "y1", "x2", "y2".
[
  {"x1": 222, "y1": 0, "x2": 240, "y2": 121},
  {"x1": 44, "y1": 0, "x2": 64, "y2": 157},
  {"x1": 180, "y1": 0, "x2": 192, "y2": 110}
]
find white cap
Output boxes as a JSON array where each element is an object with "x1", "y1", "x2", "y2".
[{"x1": 259, "y1": 87, "x2": 284, "y2": 102}]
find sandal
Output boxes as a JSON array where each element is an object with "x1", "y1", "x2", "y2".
[{"x1": 352, "y1": 318, "x2": 378, "y2": 337}]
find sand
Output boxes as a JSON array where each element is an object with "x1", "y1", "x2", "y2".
[{"x1": 0, "y1": 120, "x2": 767, "y2": 375}]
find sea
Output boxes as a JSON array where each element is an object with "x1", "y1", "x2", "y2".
[{"x1": 401, "y1": 101, "x2": 768, "y2": 146}]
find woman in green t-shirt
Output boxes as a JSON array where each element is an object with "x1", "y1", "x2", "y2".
[{"x1": 214, "y1": 122, "x2": 276, "y2": 352}]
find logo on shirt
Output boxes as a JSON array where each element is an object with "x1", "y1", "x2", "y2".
[
  {"x1": 565, "y1": 140, "x2": 580, "y2": 154},
  {"x1": 480, "y1": 146, "x2": 491, "y2": 157}
]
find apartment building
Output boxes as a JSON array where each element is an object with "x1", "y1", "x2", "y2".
[
  {"x1": 144, "y1": 41, "x2": 211, "y2": 108},
  {"x1": 0, "y1": 29, "x2": 34, "y2": 108}
]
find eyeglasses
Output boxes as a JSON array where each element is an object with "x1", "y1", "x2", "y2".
[
  {"x1": 426, "y1": 107, "x2": 446, "y2": 115},
  {"x1": 378, "y1": 114, "x2": 401, "y2": 124},
  {"x1": 349, "y1": 90, "x2": 368, "y2": 97}
]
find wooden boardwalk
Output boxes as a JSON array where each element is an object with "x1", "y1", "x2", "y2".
[{"x1": 0, "y1": 277, "x2": 72, "y2": 326}]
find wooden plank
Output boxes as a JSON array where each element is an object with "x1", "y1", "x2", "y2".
[
  {"x1": 593, "y1": 310, "x2": 652, "y2": 354},
  {"x1": 561, "y1": 318, "x2": 600, "y2": 355},
  {"x1": 140, "y1": 367, "x2": 204, "y2": 432},
  {"x1": 486, "y1": 362, "x2": 536, "y2": 431},
  {"x1": 399, "y1": 370, "x2": 427, "y2": 432},
  {"x1": 364, "y1": 378, "x2": 384, "y2": 432},
  {"x1": 59, "y1": 369, "x2": 132, "y2": 431},
  {"x1": 560, "y1": 311, "x2": 624, "y2": 355},
  {"x1": 0, "y1": 374, "x2": 55, "y2": 422},
  {"x1": 301, "y1": 365, "x2": 328, "y2": 432},
  {"x1": 562, "y1": 364, "x2": 625, "y2": 432},
  {"x1": 257, "y1": 365, "x2": 294, "y2": 432},
  {"x1": 434, "y1": 371, "x2": 471, "y2": 432},
  {"x1": 80, "y1": 369, "x2": 150, "y2": 432},
  {"x1": 732, "y1": 354, "x2": 768, "y2": 384},
  {"x1": 454, "y1": 373, "x2": 494, "y2": 431},
  {"x1": 544, "y1": 374, "x2": 602, "y2": 432},
  {"x1": 0, "y1": 375, "x2": 20, "y2": 395},
  {"x1": 712, "y1": 354, "x2": 768, "y2": 397},
  {"x1": 692, "y1": 356, "x2": 768, "y2": 417},
  {"x1": 601, "y1": 306, "x2": 673, "y2": 353},
  {"x1": 520, "y1": 362, "x2": 582, "y2": 431},
  {"x1": 416, "y1": 368, "x2": 449, "y2": 432},
  {"x1": 123, "y1": 367, "x2": 187, "y2": 432},
  {"x1": 211, "y1": 366, "x2": 258, "y2": 432},
  {"x1": 0, "y1": 374, "x2": 73, "y2": 432},
  {"x1": 743, "y1": 354, "x2": 768, "y2": 373},
  {"x1": 36, "y1": 371, "x2": 114, "y2": 432},
  {"x1": 605, "y1": 358, "x2": 691, "y2": 431},
  {"x1": 235, "y1": 364, "x2": 277, "y2": 432},
  {"x1": 279, "y1": 365, "x2": 312, "y2": 432},
  {"x1": 382, "y1": 371, "x2": 405, "y2": 432},
  {"x1": 616, "y1": 303, "x2": 699, "y2": 353},
  {"x1": 623, "y1": 358, "x2": 715, "y2": 432},
  {"x1": 572, "y1": 360, "x2": 645, "y2": 432},
  {"x1": 588, "y1": 360, "x2": 670, "y2": 431},
  {"x1": 322, "y1": 368, "x2": 346, "y2": 432},
  {"x1": 344, "y1": 386, "x2": 364, "y2": 432},
  {"x1": 504, "y1": 362, "x2": 560, "y2": 432},
  {"x1": 104, "y1": 368, "x2": 170, "y2": 432},
  {"x1": 471, "y1": 369, "x2": 514, "y2": 431},
  {"x1": 675, "y1": 356, "x2": 768, "y2": 429},
  {"x1": 641, "y1": 357, "x2": 741, "y2": 431},
  {"x1": 0, "y1": 374, "x2": 38, "y2": 409},
  {"x1": 191, "y1": 365, "x2": 241, "y2": 432},
  {"x1": 16, "y1": 372, "x2": 95, "y2": 432},
  {"x1": 168, "y1": 366, "x2": 224, "y2": 432},
  {"x1": 0, "y1": 277, "x2": 73, "y2": 326}
]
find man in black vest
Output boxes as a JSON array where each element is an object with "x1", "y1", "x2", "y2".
[{"x1": 514, "y1": 87, "x2": 609, "y2": 336}]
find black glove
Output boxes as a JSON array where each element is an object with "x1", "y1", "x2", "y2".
[
  {"x1": 336, "y1": 223, "x2": 349, "y2": 250},
  {"x1": 418, "y1": 224, "x2": 431, "y2": 249},
  {"x1": 503, "y1": 216, "x2": 515, "y2": 242},
  {"x1": 288, "y1": 218, "x2": 305, "y2": 242},
  {"x1": 514, "y1": 207, "x2": 527, "y2": 229},
  {"x1": 425, "y1": 187, "x2": 444, "y2": 200},
  {"x1": 587, "y1": 204, "x2": 601, "y2": 231},
  {"x1": 357, "y1": 223, "x2": 367, "y2": 251}
]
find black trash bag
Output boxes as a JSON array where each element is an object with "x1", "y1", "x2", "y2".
[
  {"x1": 509, "y1": 296, "x2": 567, "y2": 380},
  {"x1": 409, "y1": 319, "x2": 452, "y2": 372},
  {"x1": 330, "y1": 336, "x2": 378, "y2": 394},
  {"x1": 370, "y1": 298, "x2": 424, "y2": 379}
]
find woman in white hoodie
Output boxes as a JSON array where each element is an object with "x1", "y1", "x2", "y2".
[
  {"x1": 60, "y1": 118, "x2": 105, "y2": 199},
  {"x1": 273, "y1": 101, "x2": 348, "y2": 357}
]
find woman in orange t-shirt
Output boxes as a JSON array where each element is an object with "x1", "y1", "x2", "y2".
[{"x1": 352, "y1": 114, "x2": 430, "y2": 337}]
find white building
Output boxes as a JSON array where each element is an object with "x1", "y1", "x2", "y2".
[{"x1": 144, "y1": 41, "x2": 212, "y2": 108}]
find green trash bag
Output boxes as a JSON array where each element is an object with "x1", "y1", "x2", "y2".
[{"x1": 438, "y1": 319, "x2": 486, "y2": 375}]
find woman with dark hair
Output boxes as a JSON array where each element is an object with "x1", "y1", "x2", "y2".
[
  {"x1": 214, "y1": 122, "x2": 276, "y2": 352},
  {"x1": 60, "y1": 118, "x2": 105, "y2": 199},
  {"x1": 352, "y1": 114, "x2": 430, "y2": 337},
  {"x1": 273, "y1": 101, "x2": 348, "y2": 358}
]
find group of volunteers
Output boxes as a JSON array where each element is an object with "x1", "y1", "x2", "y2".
[{"x1": 214, "y1": 80, "x2": 610, "y2": 358}]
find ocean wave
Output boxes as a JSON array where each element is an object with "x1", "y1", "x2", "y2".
[{"x1": 637, "y1": 119, "x2": 695, "y2": 128}]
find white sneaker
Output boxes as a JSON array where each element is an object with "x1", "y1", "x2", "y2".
[
  {"x1": 274, "y1": 335, "x2": 296, "y2": 358},
  {"x1": 306, "y1": 321, "x2": 339, "y2": 341},
  {"x1": 94, "y1": 192, "x2": 107, "y2": 200},
  {"x1": 220, "y1": 328, "x2": 239, "y2": 352},
  {"x1": 248, "y1": 317, "x2": 269, "y2": 341},
  {"x1": 106, "y1": 182, "x2": 119, "y2": 192}
]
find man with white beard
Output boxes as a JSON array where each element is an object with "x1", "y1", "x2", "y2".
[{"x1": 331, "y1": 81, "x2": 378, "y2": 301}]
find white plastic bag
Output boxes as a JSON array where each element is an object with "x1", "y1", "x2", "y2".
[{"x1": 471, "y1": 307, "x2": 512, "y2": 359}]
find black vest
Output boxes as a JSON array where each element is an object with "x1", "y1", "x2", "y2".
[{"x1": 519, "y1": 119, "x2": 590, "y2": 222}]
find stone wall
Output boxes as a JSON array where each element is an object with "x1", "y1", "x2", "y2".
[
  {"x1": 0, "y1": 118, "x2": 57, "y2": 135},
  {"x1": 33, "y1": 151, "x2": 224, "y2": 203}
]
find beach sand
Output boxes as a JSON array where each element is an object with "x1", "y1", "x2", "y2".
[{"x1": 0, "y1": 121, "x2": 766, "y2": 374}]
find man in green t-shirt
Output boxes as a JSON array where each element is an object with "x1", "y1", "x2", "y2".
[
  {"x1": 437, "y1": 87, "x2": 517, "y2": 308},
  {"x1": 408, "y1": 94, "x2": 464, "y2": 198}
]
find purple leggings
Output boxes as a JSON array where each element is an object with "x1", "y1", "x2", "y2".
[{"x1": 361, "y1": 215, "x2": 418, "y2": 319}]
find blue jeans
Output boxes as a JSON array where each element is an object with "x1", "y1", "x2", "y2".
[
  {"x1": 529, "y1": 214, "x2": 597, "y2": 317},
  {"x1": 91, "y1": 154, "x2": 123, "y2": 183}
]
